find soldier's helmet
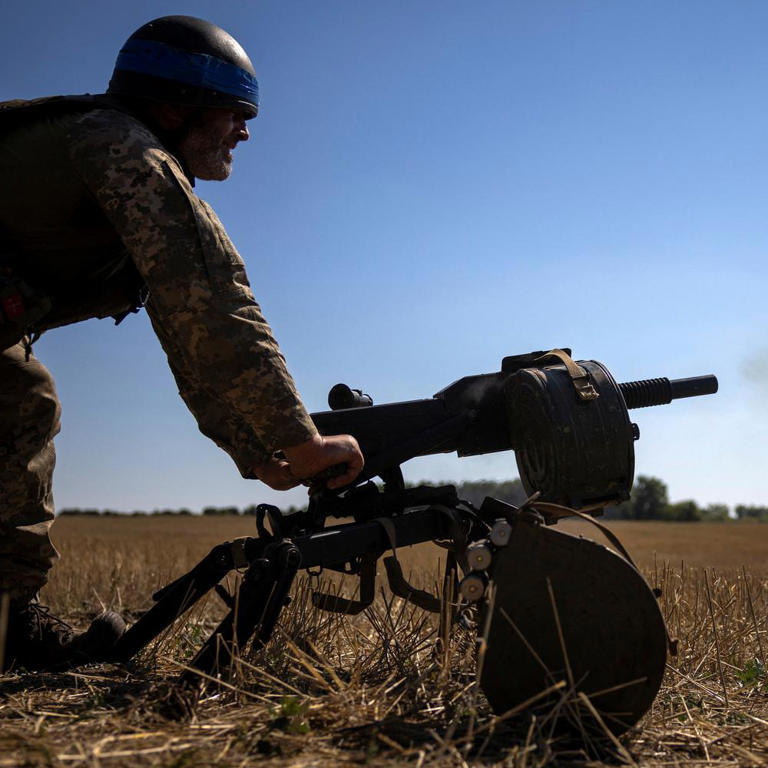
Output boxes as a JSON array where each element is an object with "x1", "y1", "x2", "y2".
[{"x1": 107, "y1": 15, "x2": 259, "y2": 118}]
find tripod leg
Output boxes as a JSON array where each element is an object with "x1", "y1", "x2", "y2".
[
  {"x1": 111, "y1": 542, "x2": 238, "y2": 663},
  {"x1": 180, "y1": 543, "x2": 300, "y2": 685},
  {"x1": 252, "y1": 544, "x2": 301, "y2": 648}
]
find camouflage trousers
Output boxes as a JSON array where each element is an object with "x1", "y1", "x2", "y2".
[{"x1": 0, "y1": 341, "x2": 60, "y2": 607}]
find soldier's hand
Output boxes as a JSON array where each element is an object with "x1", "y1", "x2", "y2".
[
  {"x1": 252, "y1": 455, "x2": 301, "y2": 491},
  {"x1": 282, "y1": 433, "x2": 364, "y2": 489}
]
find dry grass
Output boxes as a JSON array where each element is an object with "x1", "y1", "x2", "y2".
[{"x1": 1, "y1": 517, "x2": 767, "y2": 767}]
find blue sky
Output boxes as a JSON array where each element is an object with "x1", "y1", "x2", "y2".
[{"x1": 2, "y1": 1, "x2": 767, "y2": 512}]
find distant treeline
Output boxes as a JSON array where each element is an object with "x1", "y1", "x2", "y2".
[
  {"x1": 58, "y1": 505, "x2": 285, "y2": 517},
  {"x1": 604, "y1": 475, "x2": 759, "y2": 522},
  {"x1": 57, "y1": 476, "x2": 760, "y2": 521}
]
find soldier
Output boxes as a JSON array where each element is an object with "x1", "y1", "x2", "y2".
[{"x1": 0, "y1": 16, "x2": 364, "y2": 671}]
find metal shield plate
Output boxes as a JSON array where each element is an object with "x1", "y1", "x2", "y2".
[{"x1": 480, "y1": 518, "x2": 666, "y2": 734}]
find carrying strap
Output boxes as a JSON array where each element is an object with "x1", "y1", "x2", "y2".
[
  {"x1": 374, "y1": 517, "x2": 398, "y2": 561},
  {"x1": 311, "y1": 555, "x2": 377, "y2": 615},
  {"x1": 531, "y1": 501, "x2": 638, "y2": 567},
  {"x1": 535, "y1": 348, "x2": 599, "y2": 402},
  {"x1": 374, "y1": 516, "x2": 444, "y2": 613}
]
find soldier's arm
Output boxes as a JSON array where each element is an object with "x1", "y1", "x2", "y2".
[
  {"x1": 156, "y1": 327, "x2": 273, "y2": 478},
  {"x1": 65, "y1": 109, "x2": 346, "y2": 481}
]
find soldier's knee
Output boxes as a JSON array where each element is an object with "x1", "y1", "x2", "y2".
[
  {"x1": 22, "y1": 363, "x2": 61, "y2": 436},
  {"x1": 0, "y1": 344, "x2": 61, "y2": 443}
]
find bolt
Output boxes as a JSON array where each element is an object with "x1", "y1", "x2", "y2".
[
  {"x1": 466, "y1": 541, "x2": 493, "y2": 571},
  {"x1": 490, "y1": 520, "x2": 512, "y2": 547},
  {"x1": 459, "y1": 574, "x2": 486, "y2": 602}
]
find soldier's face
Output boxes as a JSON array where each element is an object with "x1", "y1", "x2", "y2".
[{"x1": 179, "y1": 109, "x2": 250, "y2": 181}]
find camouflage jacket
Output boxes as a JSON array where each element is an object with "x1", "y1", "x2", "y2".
[{"x1": 0, "y1": 101, "x2": 318, "y2": 474}]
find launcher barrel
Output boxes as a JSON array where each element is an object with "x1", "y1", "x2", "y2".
[{"x1": 619, "y1": 374, "x2": 718, "y2": 409}]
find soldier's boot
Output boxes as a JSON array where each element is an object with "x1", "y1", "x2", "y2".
[{"x1": 1, "y1": 603, "x2": 126, "y2": 672}]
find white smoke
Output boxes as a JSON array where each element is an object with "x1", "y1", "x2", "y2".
[{"x1": 742, "y1": 350, "x2": 768, "y2": 396}]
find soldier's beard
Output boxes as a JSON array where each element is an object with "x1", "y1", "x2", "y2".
[
  {"x1": 181, "y1": 136, "x2": 232, "y2": 181},
  {"x1": 173, "y1": 107, "x2": 249, "y2": 181},
  {"x1": 179, "y1": 126, "x2": 234, "y2": 181}
]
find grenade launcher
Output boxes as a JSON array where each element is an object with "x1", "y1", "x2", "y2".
[{"x1": 111, "y1": 348, "x2": 717, "y2": 734}]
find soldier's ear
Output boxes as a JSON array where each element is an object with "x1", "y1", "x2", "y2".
[{"x1": 147, "y1": 103, "x2": 194, "y2": 131}]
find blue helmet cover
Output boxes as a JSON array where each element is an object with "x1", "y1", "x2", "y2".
[{"x1": 114, "y1": 38, "x2": 259, "y2": 110}]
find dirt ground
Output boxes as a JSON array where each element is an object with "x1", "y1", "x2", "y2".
[{"x1": 1, "y1": 517, "x2": 766, "y2": 767}]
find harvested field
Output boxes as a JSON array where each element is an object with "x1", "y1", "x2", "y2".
[{"x1": 2, "y1": 516, "x2": 768, "y2": 767}]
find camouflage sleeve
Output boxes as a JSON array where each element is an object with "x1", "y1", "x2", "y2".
[
  {"x1": 151, "y1": 318, "x2": 275, "y2": 477},
  {"x1": 65, "y1": 109, "x2": 318, "y2": 474}
]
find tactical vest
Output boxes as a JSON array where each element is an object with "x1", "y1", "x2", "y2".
[{"x1": 0, "y1": 95, "x2": 149, "y2": 349}]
